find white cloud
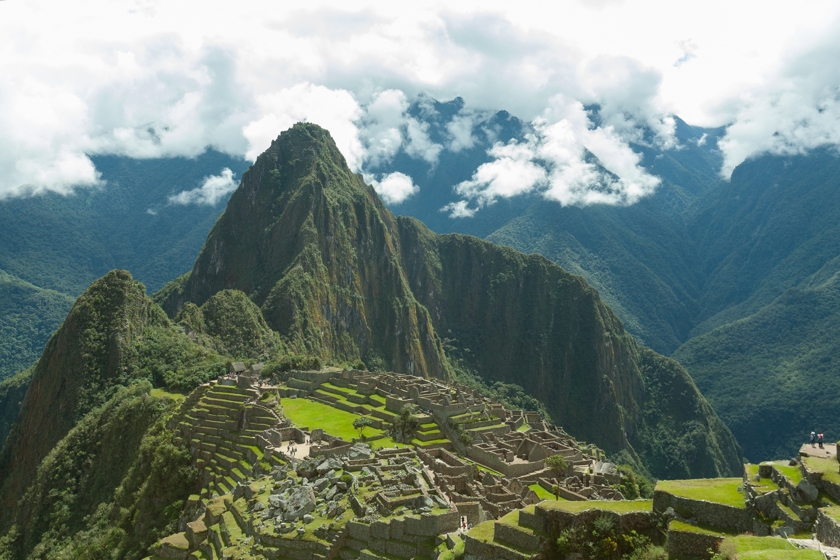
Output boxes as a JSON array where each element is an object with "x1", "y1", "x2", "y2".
[
  {"x1": 404, "y1": 117, "x2": 443, "y2": 164},
  {"x1": 3, "y1": 0, "x2": 840, "y2": 198},
  {"x1": 446, "y1": 97, "x2": 660, "y2": 215},
  {"x1": 243, "y1": 83, "x2": 364, "y2": 167},
  {"x1": 446, "y1": 111, "x2": 479, "y2": 152},
  {"x1": 368, "y1": 171, "x2": 419, "y2": 204},
  {"x1": 168, "y1": 168, "x2": 238, "y2": 205},
  {"x1": 440, "y1": 199, "x2": 477, "y2": 218},
  {"x1": 717, "y1": 24, "x2": 840, "y2": 176},
  {"x1": 358, "y1": 89, "x2": 410, "y2": 167}
]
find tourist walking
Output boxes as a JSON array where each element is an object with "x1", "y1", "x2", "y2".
[
  {"x1": 811, "y1": 431, "x2": 816, "y2": 447},
  {"x1": 819, "y1": 433, "x2": 825, "y2": 449}
]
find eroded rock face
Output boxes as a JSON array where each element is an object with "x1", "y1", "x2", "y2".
[{"x1": 284, "y1": 486, "x2": 316, "y2": 521}]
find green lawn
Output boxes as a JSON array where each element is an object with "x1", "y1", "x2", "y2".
[
  {"x1": 655, "y1": 478, "x2": 745, "y2": 508},
  {"x1": 802, "y1": 456, "x2": 840, "y2": 485},
  {"x1": 669, "y1": 520, "x2": 726, "y2": 536},
  {"x1": 528, "y1": 483, "x2": 554, "y2": 501},
  {"x1": 151, "y1": 387, "x2": 186, "y2": 401},
  {"x1": 516, "y1": 424, "x2": 531, "y2": 433},
  {"x1": 538, "y1": 499, "x2": 652, "y2": 514},
  {"x1": 281, "y1": 398, "x2": 402, "y2": 449},
  {"x1": 720, "y1": 534, "x2": 822, "y2": 559},
  {"x1": 762, "y1": 461, "x2": 804, "y2": 484}
]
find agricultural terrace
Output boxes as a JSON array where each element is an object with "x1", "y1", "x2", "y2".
[
  {"x1": 538, "y1": 499, "x2": 653, "y2": 514},
  {"x1": 655, "y1": 478, "x2": 746, "y2": 508},
  {"x1": 280, "y1": 398, "x2": 401, "y2": 449}
]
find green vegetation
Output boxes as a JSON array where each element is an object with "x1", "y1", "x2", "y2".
[
  {"x1": 0, "y1": 368, "x2": 33, "y2": 450},
  {"x1": 555, "y1": 512, "x2": 658, "y2": 559},
  {"x1": 0, "y1": 382, "x2": 199, "y2": 560},
  {"x1": 655, "y1": 478, "x2": 745, "y2": 508},
  {"x1": 802, "y1": 456, "x2": 840, "y2": 485},
  {"x1": 632, "y1": 348, "x2": 744, "y2": 479},
  {"x1": 529, "y1": 483, "x2": 554, "y2": 501},
  {"x1": 389, "y1": 404, "x2": 421, "y2": 443},
  {"x1": 669, "y1": 520, "x2": 726, "y2": 536},
  {"x1": 175, "y1": 290, "x2": 283, "y2": 361},
  {"x1": 353, "y1": 416, "x2": 374, "y2": 439},
  {"x1": 544, "y1": 454, "x2": 568, "y2": 478},
  {"x1": 0, "y1": 270, "x2": 75, "y2": 381},
  {"x1": 615, "y1": 464, "x2": 654, "y2": 499},
  {"x1": 281, "y1": 398, "x2": 398, "y2": 449},
  {"x1": 539, "y1": 500, "x2": 653, "y2": 514},
  {"x1": 717, "y1": 534, "x2": 822, "y2": 559}
]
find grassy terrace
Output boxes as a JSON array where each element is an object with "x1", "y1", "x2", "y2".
[
  {"x1": 538, "y1": 500, "x2": 652, "y2": 514},
  {"x1": 668, "y1": 520, "x2": 727, "y2": 536},
  {"x1": 655, "y1": 478, "x2": 745, "y2": 508},
  {"x1": 721, "y1": 535, "x2": 823, "y2": 560},
  {"x1": 802, "y1": 456, "x2": 840, "y2": 485},
  {"x1": 762, "y1": 461, "x2": 804, "y2": 484},
  {"x1": 281, "y1": 397, "x2": 401, "y2": 449},
  {"x1": 528, "y1": 483, "x2": 555, "y2": 501},
  {"x1": 150, "y1": 387, "x2": 187, "y2": 401}
]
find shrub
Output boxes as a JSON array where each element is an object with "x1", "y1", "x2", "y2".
[{"x1": 545, "y1": 454, "x2": 568, "y2": 478}]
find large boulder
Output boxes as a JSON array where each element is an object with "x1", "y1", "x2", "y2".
[
  {"x1": 284, "y1": 486, "x2": 317, "y2": 521},
  {"x1": 349, "y1": 443, "x2": 372, "y2": 460},
  {"x1": 795, "y1": 479, "x2": 819, "y2": 503},
  {"x1": 317, "y1": 457, "x2": 343, "y2": 475}
]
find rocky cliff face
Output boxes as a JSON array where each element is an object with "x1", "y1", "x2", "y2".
[{"x1": 157, "y1": 123, "x2": 742, "y2": 476}]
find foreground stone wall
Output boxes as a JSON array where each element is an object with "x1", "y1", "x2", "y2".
[
  {"x1": 816, "y1": 508, "x2": 840, "y2": 548},
  {"x1": 667, "y1": 527, "x2": 722, "y2": 560},
  {"x1": 653, "y1": 490, "x2": 754, "y2": 533}
]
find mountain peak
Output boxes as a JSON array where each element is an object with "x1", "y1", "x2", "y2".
[{"x1": 266, "y1": 122, "x2": 348, "y2": 170}]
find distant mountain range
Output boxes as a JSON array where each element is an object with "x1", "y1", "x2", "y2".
[{"x1": 1, "y1": 97, "x2": 838, "y2": 461}]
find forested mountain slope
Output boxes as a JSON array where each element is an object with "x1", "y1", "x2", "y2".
[{"x1": 0, "y1": 151, "x2": 249, "y2": 380}]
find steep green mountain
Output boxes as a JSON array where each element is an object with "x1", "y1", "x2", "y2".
[
  {"x1": 688, "y1": 148, "x2": 840, "y2": 335},
  {"x1": 0, "y1": 151, "x2": 249, "y2": 381},
  {"x1": 668, "y1": 149, "x2": 840, "y2": 460},
  {"x1": 159, "y1": 125, "x2": 452, "y2": 379},
  {"x1": 674, "y1": 264, "x2": 840, "y2": 461},
  {"x1": 157, "y1": 122, "x2": 741, "y2": 477}
]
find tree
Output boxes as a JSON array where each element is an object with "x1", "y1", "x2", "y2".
[
  {"x1": 551, "y1": 484, "x2": 560, "y2": 501},
  {"x1": 545, "y1": 454, "x2": 568, "y2": 479},
  {"x1": 389, "y1": 405, "x2": 420, "y2": 443},
  {"x1": 353, "y1": 416, "x2": 374, "y2": 439}
]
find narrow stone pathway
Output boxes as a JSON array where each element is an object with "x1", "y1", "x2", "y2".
[{"x1": 789, "y1": 538, "x2": 840, "y2": 559}]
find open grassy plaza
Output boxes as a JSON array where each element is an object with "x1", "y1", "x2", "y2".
[{"x1": 280, "y1": 397, "x2": 402, "y2": 449}]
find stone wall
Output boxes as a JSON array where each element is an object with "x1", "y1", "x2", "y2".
[
  {"x1": 653, "y1": 490, "x2": 754, "y2": 533},
  {"x1": 667, "y1": 527, "x2": 722, "y2": 560},
  {"x1": 540, "y1": 506, "x2": 659, "y2": 539},
  {"x1": 816, "y1": 509, "x2": 840, "y2": 547},
  {"x1": 466, "y1": 446, "x2": 545, "y2": 477}
]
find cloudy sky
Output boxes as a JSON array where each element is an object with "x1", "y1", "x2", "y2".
[{"x1": 3, "y1": 0, "x2": 840, "y2": 210}]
